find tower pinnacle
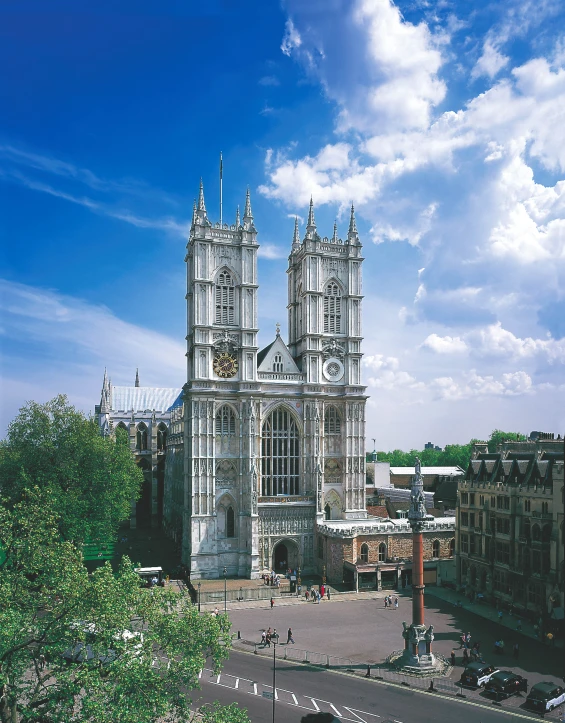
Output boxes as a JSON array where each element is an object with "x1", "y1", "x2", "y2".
[
  {"x1": 236, "y1": 205, "x2": 240, "y2": 227},
  {"x1": 347, "y1": 203, "x2": 358, "y2": 242},
  {"x1": 306, "y1": 196, "x2": 316, "y2": 231},
  {"x1": 332, "y1": 220, "x2": 338, "y2": 243},
  {"x1": 197, "y1": 178, "x2": 206, "y2": 212},
  {"x1": 243, "y1": 187, "x2": 253, "y2": 219},
  {"x1": 292, "y1": 216, "x2": 300, "y2": 249},
  {"x1": 135, "y1": 368, "x2": 140, "y2": 387}
]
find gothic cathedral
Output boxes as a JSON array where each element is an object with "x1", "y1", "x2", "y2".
[
  {"x1": 98, "y1": 176, "x2": 369, "y2": 580},
  {"x1": 172, "y1": 179, "x2": 368, "y2": 579}
]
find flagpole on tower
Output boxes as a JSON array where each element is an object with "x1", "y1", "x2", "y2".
[{"x1": 219, "y1": 151, "x2": 223, "y2": 226}]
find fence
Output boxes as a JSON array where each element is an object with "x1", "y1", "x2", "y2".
[
  {"x1": 199, "y1": 587, "x2": 290, "y2": 604},
  {"x1": 247, "y1": 641, "x2": 460, "y2": 695}
]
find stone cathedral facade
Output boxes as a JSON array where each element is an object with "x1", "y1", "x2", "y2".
[
  {"x1": 170, "y1": 180, "x2": 368, "y2": 579},
  {"x1": 99, "y1": 177, "x2": 370, "y2": 580}
]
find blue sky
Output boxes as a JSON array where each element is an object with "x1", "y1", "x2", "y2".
[{"x1": 1, "y1": 0, "x2": 565, "y2": 448}]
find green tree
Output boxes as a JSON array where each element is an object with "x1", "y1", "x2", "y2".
[
  {"x1": 0, "y1": 489, "x2": 246, "y2": 723},
  {"x1": 487, "y1": 429, "x2": 527, "y2": 453},
  {"x1": 0, "y1": 396, "x2": 142, "y2": 543}
]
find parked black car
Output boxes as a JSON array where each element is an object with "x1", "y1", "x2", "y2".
[
  {"x1": 525, "y1": 683, "x2": 565, "y2": 713},
  {"x1": 484, "y1": 671, "x2": 528, "y2": 699},
  {"x1": 459, "y1": 662, "x2": 498, "y2": 688}
]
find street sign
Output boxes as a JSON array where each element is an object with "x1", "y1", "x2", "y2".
[{"x1": 262, "y1": 691, "x2": 274, "y2": 700}]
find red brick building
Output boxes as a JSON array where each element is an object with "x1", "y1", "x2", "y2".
[{"x1": 316, "y1": 517, "x2": 455, "y2": 590}]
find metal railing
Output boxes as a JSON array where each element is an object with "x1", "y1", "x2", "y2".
[{"x1": 248, "y1": 641, "x2": 459, "y2": 694}]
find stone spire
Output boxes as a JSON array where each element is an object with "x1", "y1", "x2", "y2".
[
  {"x1": 292, "y1": 216, "x2": 300, "y2": 250},
  {"x1": 197, "y1": 178, "x2": 206, "y2": 212},
  {"x1": 347, "y1": 203, "x2": 359, "y2": 243},
  {"x1": 243, "y1": 187, "x2": 256, "y2": 233},
  {"x1": 306, "y1": 196, "x2": 316, "y2": 234},
  {"x1": 191, "y1": 199, "x2": 197, "y2": 226},
  {"x1": 195, "y1": 179, "x2": 209, "y2": 225},
  {"x1": 135, "y1": 368, "x2": 140, "y2": 388},
  {"x1": 332, "y1": 220, "x2": 338, "y2": 243},
  {"x1": 236, "y1": 205, "x2": 240, "y2": 228},
  {"x1": 100, "y1": 368, "x2": 111, "y2": 413},
  {"x1": 243, "y1": 187, "x2": 253, "y2": 220}
]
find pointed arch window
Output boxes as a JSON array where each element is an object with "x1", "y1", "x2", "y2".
[
  {"x1": 261, "y1": 408, "x2": 300, "y2": 496},
  {"x1": 215, "y1": 405, "x2": 236, "y2": 436},
  {"x1": 324, "y1": 405, "x2": 342, "y2": 455},
  {"x1": 215, "y1": 270, "x2": 235, "y2": 325},
  {"x1": 360, "y1": 543, "x2": 369, "y2": 563},
  {"x1": 432, "y1": 540, "x2": 440, "y2": 558},
  {"x1": 378, "y1": 543, "x2": 387, "y2": 562},
  {"x1": 273, "y1": 353, "x2": 283, "y2": 373},
  {"x1": 226, "y1": 506, "x2": 235, "y2": 538},
  {"x1": 136, "y1": 422, "x2": 148, "y2": 451},
  {"x1": 324, "y1": 282, "x2": 341, "y2": 334},
  {"x1": 157, "y1": 422, "x2": 168, "y2": 451}
]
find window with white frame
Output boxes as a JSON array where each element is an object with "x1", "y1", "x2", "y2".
[{"x1": 272, "y1": 353, "x2": 283, "y2": 372}]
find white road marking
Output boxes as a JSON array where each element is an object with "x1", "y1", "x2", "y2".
[
  {"x1": 291, "y1": 693, "x2": 298, "y2": 705},
  {"x1": 216, "y1": 674, "x2": 221, "y2": 684},
  {"x1": 342, "y1": 706, "x2": 381, "y2": 722},
  {"x1": 309, "y1": 698, "x2": 320, "y2": 711},
  {"x1": 234, "y1": 678, "x2": 239, "y2": 689},
  {"x1": 331, "y1": 703, "x2": 343, "y2": 716},
  {"x1": 253, "y1": 682, "x2": 257, "y2": 696}
]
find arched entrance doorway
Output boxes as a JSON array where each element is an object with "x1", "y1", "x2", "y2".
[{"x1": 272, "y1": 539, "x2": 299, "y2": 572}]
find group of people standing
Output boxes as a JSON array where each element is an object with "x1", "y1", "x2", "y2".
[
  {"x1": 260, "y1": 627, "x2": 295, "y2": 646},
  {"x1": 304, "y1": 584, "x2": 329, "y2": 602},
  {"x1": 383, "y1": 595, "x2": 399, "y2": 609}
]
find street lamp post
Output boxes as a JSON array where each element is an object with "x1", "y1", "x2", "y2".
[
  {"x1": 197, "y1": 582, "x2": 201, "y2": 612},
  {"x1": 272, "y1": 638, "x2": 277, "y2": 723},
  {"x1": 223, "y1": 567, "x2": 227, "y2": 613},
  {"x1": 322, "y1": 564, "x2": 327, "y2": 586}
]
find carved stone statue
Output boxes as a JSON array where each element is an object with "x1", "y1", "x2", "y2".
[{"x1": 415, "y1": 456, "x2": 421, "y2": 477}]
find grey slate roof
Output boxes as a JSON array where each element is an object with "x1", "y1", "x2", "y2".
[{"x1": 112, "y1": 386, "x2": 181, "y2": 413}]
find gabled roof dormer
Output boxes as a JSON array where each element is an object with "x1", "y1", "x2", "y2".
[{"x1": 257, "y1": 332, "x2": 301, "y2": 377}]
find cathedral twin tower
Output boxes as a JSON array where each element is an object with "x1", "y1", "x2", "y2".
[{"x1": 168, "y1": 179, "x2": 369, "y2": 578}]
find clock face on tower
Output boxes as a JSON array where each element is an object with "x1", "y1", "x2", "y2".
[{"x1": 213, "y1": 351, "x2": 239, "y2": 378}]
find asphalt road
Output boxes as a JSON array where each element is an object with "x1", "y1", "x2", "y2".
[{"x1": 191, "y1": 650, "x2": 549, "y2": 723}]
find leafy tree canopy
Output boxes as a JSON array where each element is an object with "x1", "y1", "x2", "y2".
[
  {"x1": 0, "y1": 396, "x2": 142, "y2": 543},
  {"x1": 0, "y1": 489, "x2": 246, "y2": 723},
  {"x1": 368, "y1": 430, "x2": 527, "y2": 470}
]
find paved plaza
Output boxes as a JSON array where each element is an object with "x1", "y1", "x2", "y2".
[{"x1": 227, "y1": 589, "x2": 563, "y2": 689}]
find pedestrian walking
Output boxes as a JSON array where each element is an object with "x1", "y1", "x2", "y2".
[
  {"x1": 384, "y1": 597, "x2": 388, "y2": 609},
  {"x1": 394, "y1": 597, "x2": 399, "y2": 610},
  {"x1": 465, "y1": 632, "x2": 471, "y2": 648},
  {"x1": 462, "y1": 649, "x2": 469, "y2": 665},
  {"x1": 287, "y1": 627, "x2": 295, "y2": 644},
  {"x1": 450, "y1": 650, "x2": 456, "y2": 666},
  {"x1": 270, "y1": 597, "x2": 274, "y2": 609},
  {"x1": 305, "y1": 590, "x2": 309, "y2": 601},
  {"x1": 261, "y1": 630, "x2": 267, "y2": 646},
  {"x1": 273, "y1": 628, "x2": 279, "y2": 643},
  {"x1": 513, "y1": 642, "x2": 519, "y2": 660},
  {"x1": 297, "y1": 584, "x2": 302, "y2": 597},
  {"x1": 516, "y1": 618, "x2": 522, "y2": 632},
  {"x1": 327, "y1": 588, "x2": 331, "y2": 601},
  {"x1": 497, "y1": 610, "x2": 503, "y2": 622}
]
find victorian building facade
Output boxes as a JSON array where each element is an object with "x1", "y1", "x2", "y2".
[{"x1": 455, "y1": 435, "x2": 564, "y2": 624}]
